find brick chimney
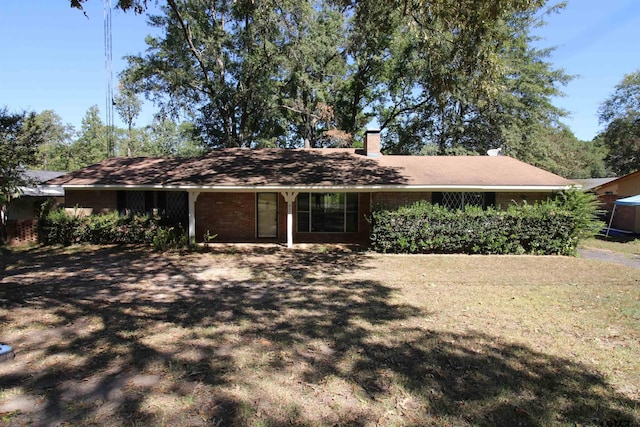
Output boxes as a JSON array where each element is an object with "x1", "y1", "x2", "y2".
[{"x1": 364, "y1": 129, "x2": 381, "y2": 157}]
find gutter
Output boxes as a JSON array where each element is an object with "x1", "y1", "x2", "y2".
[{"x1": 60, "y1": 184, "x2": 578, "y2": 192}]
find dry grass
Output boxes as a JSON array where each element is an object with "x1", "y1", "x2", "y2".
[
  {"x1": 581, "y1": 236, "x2": 640, "y2": 256},
  {"x1": 0, "y1": 244, "x2": 639, "y2": 426}
]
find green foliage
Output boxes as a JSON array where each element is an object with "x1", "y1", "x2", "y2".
[
  {"x1": 19, "y1": 105, "x2": 206, "y2": 168},
  {"x1": 142, "y1": 118, "x2": 207, "y2": 157},
  {"x1": 114, "y1": 83, "x2": 143, "y2": 157},
  {"x1": 27, "y1": 110, "x2": 75, "y2": 171},
  {"x1": 70, "y1": 0, "x2": 149, "y2": 14},
  {"x1": 523, "y1": 125, "x2": 608, "y2": 179},
  {"x1": 68, "y1": 105, "x2": 109, "y2": 170},
  {"x1": 119, "y1": 0, "x2": 566, "y2": 154},
  {"x1": 370, "y1": 192, "x2": 603, "y2": 255},
  {"x1": 122, "y1": 0, "x2": 291, "y2": 148},
  {"x1": 374, "y1": 2, "x2": 572, "y2": 162},
  {"x1": 552, "y1": 189, "x2": 605, "y2": 240},
  {"x1": 12, "y1": 106, "x2": 114, "y2": 173},
  {"x1": 151, "y1": 226, "x2": 189, "y2": 252},
  {"x1": 65, "y1": 0, "x2": 600, "y2": 172},
  {"x1": 37, "y1": 204, "x2": 86, "y2": 246},
  {"x1": 37, "y1": 203, "x2": 188, "y2": 250},
  {"x1": 0, "y1": 107, "x2": 42, "y2": 204},
  {"x1": 202, "y1": 230, "x2": 218, "y2": 248},
  {"x1": 598, "y1": 69, "x2": 640, "y2": 176}
]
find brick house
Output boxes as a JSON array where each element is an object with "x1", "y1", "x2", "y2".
[
  {"x1": 47, "y1": 130, "x2": 576, "y2": 247},
  {"x1": 3, "y1": 171, "x2": 65, "y2": 244}
]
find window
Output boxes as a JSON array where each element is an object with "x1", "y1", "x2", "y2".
[
  {"x1": 160, "y1": 191, "x2": 188, "y2": 225},
  {"x1": 297, "y1": 193, "x2": 358, "y2": 233},
  {"x1": 257, "y1": 193, "x2": 278, "y2": 238},
  {"x1": 117, "y1": 190, "x2": 151, "y2": 215},
  {"x1": 433, "y1": 192, "x2": 495, "y2": 211},
  {"x1": 117, "y1": 190, "x2": 188, "y2": 226}
]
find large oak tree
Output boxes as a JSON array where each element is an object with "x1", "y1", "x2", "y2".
[
  {"x1": 68, "y1": 0, "x2": 599, "y2": 179},
  {"x1": 598, "y1": 70, "x2": 640, "y2": 176},
  {"x1": 0, "y1": 108, "x2": 48, "y2": 204}
]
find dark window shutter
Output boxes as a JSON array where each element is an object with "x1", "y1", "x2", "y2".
[
  {"x1": 484, "y1": 192, "x2": 496, "y2": 209},
  {"x1": 157, "y1": 191, "x2": 167, "y2": 217},
  {"x1": 182, "y1": 193, "x2": 189, "y2": 225},
  {"x1": 144, "y1": 191, "x2": 154, "y2": 214},
  {"x1": 117, "y1": 191, "x2": 126, "y2": 215}
]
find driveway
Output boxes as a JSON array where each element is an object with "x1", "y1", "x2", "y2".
[{"x1": 578, "y1": 247, "x2": 640, "y2": 269}]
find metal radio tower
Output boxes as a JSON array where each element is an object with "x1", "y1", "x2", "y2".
[{"x1": 104, "y1": 0, "x2": 115, "y2": 157}]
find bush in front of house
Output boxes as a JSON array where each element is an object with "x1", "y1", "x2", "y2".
[
  {"x1": 37, "y1": 203, "x2": 187, "y2": 250},
  {"x1": 369, "y1": 191, "x2": 603, "y2": 255}
]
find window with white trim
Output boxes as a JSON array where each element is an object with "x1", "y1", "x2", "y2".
[{"x1": 297, "y1": 193, "x2": 358, "y2": 233}]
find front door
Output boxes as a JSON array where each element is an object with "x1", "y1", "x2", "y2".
[{"x1": 257, "y1": 193, "x2": 278, "y2": 238}]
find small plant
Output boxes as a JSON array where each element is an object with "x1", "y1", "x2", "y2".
[
  {"x1": 316, "y1": 245, "x2": 329, "y2": 253},
  {"x1": 151, "y1": 226, "x2": 188, "y2": 252},
  {"x1": 202, "y1": 230, "x2": 218, "y2": 247}
]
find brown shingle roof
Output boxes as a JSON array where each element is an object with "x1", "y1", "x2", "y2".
[{"x1": 47, "y1": 148, "x2": 575, "y2": 190}]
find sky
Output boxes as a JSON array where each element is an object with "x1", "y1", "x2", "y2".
[{"x1": 1, "y1": 0, "x2": 639, "y2": 142}]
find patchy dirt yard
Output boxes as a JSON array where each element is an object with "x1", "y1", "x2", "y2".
[{"x1": 1, "y1": 244, "x2": 639, "y2": 426}]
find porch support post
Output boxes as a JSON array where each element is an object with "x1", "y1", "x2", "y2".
[
  {"x1": 188, "y1": 191, "x2": 201, "y2": 245},
  {"x1": 281, "y1": 191, "x2": 298, "y2": 249}
]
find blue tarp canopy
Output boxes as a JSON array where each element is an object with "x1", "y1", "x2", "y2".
[{"x1": 615, "y1": 194, "x2": 640, "y2": 206}]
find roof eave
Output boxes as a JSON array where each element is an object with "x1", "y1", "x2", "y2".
[{"x1": 60, "y1": 184, "x2": 578, "y2": 192}]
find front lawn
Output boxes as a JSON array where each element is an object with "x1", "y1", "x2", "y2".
[{"x1": 1, "y1": 245, "x2": 638, "y2": 426}]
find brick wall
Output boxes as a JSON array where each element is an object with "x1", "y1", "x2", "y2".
[
  {"x1": 599, "y1": 194, "x2": 640, "y2": 233},
  {"x1": 610, "y1": 205, "x2": 637, "y2": 231},
  {"x1": 4, "y1": 196, "x2": 64, "y2": 244},
  {"x1": 65, "y1": 190, "x2": 118, "y2": 214},
  {"x1": 6, "y1": 219, "x2": 38, "y2": 244},
  {"x1": 194, "y1": 192, "x2": 372, "y2": 244},
  {"x1": 371, "y1": 192, "x2": 431, "y2": 210},
  {"x1": 195, "y1": 192, "x2": 257, "y2": 242},
  {"x1": 58, "y1": 189, "x2": 563, "y2": 245}
]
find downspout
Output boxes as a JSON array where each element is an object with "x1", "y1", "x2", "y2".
[
  {"x1": 188, "y1": 191, "x2": 201, "y2": 245},
  {"x1": 281, "y1": 191, "x2": 298, "y2": 248}
]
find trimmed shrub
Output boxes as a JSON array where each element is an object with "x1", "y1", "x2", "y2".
[
  {"x1": 38, "y1": 204, "x2": 187, "y2": 250},
  {"x1": 369, "y1": 191, "x2": 603, "y2": 255}
]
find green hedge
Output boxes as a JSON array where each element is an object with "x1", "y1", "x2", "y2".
[
  {"x1": 369, "y1": 191, "x2": 603, "y2": 255},
  {"x1": 37, "y1": 204, "x2": 187, "y2": 250}
]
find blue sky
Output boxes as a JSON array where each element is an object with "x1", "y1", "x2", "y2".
[
  {"x1": 1, "y1": 0, "x2": 639, "y2": 141},
  {"x1": 533, "y1": 0, "x2": 640, "y2": 140}
]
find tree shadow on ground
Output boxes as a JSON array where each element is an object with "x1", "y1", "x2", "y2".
[{"x1": 0, "y1": 245, "x2": 638, "y2": 426}]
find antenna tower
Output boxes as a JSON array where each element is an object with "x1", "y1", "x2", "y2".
[{"x1": 104, "y1": 0, "x2": 115, "y2": 157}]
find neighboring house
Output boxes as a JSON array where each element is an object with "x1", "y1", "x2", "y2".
[
  {"x1": 572, "y1": 177, "x2": 618, "y2": 192},
  {"x1": 591, "y1": 170, "x2": 640, "y2": 234},
  {"x1": 47, "y1": 130, "x2": 576, "y2": 247},
  {"x1": 4, "y1": 171, "x2": 65, "y2": 244}
]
